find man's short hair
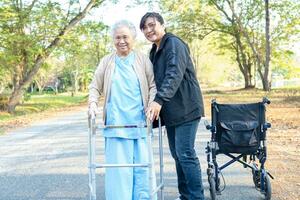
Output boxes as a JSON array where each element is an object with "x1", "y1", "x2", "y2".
[{"x1": 139, "y1": 12, "x2": 164, "y2": 30}]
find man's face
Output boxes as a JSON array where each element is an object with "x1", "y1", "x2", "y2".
[
  {"x1": 113, "y1": 26, "x2": 134, "y2": 56},
  {"x1": 141, "y1": 17, "x2": 165, "y2": 44}
]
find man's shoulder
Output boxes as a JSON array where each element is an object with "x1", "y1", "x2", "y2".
[
  {"x1": 164, "y1": 33, "x2": 187, "y2": 49},
  {"x1": 165, "y1": 33, "x2": 182, "y2": 42}
]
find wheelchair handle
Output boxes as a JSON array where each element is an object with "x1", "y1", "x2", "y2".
[{"x1": 263, "y1": 97, "x2": 271, "y2": 104}]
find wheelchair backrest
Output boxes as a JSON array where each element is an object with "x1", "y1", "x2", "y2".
[
  {"x1": 214, "y1": 102, "x2": 264, "y2": 123},
  {"x1": 211, "y1": 101, "x2": 266, "y2": 153}
]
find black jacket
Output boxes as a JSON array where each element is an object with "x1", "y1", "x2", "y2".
[{"x1": 150, "y1": 33, "x2": 205, "y2": 127}]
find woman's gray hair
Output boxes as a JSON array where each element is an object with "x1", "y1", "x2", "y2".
[{"x1": 110, "y1": 20, "x2": 137, "y2": 39}]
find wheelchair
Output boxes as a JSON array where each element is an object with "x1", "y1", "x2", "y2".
[{"x1": 205, "y1": 98, "x2": 274, "y2": 200}]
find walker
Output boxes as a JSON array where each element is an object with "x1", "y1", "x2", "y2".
[{"x1": 88, "y1": 115, "x2": 165, "y2": 200}]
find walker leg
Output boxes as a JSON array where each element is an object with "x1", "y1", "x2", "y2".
[
  {"x1": 158, "y1": 118, "x2": 164, "y2": 200},
  {"x1": 89, "y1": 117, "x2": 97, "y2": 200},
  {"x1": 147, "y1": 123, "x2": 154, "y2": 200}
]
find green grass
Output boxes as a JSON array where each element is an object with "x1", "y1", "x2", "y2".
[{"x1": 0, "y1": 92, "x2": 88, "y2": 122}]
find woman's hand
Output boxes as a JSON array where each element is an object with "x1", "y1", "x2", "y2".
[
  {"x1": 88, "y1": 102, "x2": 100, "y2": 118},
  {"x1": 146, "y1": 101, "x2": 162, "y2": 121}
]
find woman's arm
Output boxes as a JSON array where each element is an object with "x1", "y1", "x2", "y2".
[
  {"x1": 144, "y1": 56, "x2": 159, "y2": 120},
  {"x1": 145, "y1": 57, "x2": 157, "y2": 104},
  {"x1": 88, "y1": 57, "x2": 106, "y2": 106}
]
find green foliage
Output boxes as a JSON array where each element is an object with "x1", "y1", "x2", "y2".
[
  {"x1": 0, "y1": 1, "x2": 71, "y2": 91},
  {"x1": 58, "y1": 21, "x2": 109, "y2": 93},
  {"x1": 272, "y1": 50, "x2": 300, "y2": 79},
  {"x1": 0, "y1": 0, "x2": 102, "y2": 112},
  {"x1": 159, "y1": 0, "x2": 300, "y2": 88},
  {"x1": 160, "y1": 0, "x2": 219, "y2": 42}
]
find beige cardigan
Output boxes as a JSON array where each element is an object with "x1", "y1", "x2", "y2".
[{"x1": 88, "y1": 50, "x2": 157, "y2": 121}]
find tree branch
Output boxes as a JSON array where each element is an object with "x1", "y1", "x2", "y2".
[
  {"x1": 26, "y1": 0, "x2": 37, "y2": 14},
  {"x1": 211, "y1": 0, "x2": 234, "y2": 23},
  {"x1": 22, "y1": 0, "x2": 100, "y2": 86}
]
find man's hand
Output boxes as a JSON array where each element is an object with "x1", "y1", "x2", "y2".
[
  {"x1": 146, "y1": 101, "x2": 162, "y2": 121},
  {"x1": 88, "y1": 102, "x2": 100, "y2": 118}
]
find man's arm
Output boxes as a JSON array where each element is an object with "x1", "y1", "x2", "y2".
[
  {"x1": 147, "y1": 37, "x2": 188, "y2": 121},
  {"x1": 154, "y1": 37, "x2": 187, "y2": 105}
]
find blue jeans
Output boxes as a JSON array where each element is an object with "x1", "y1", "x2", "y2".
[{"x1": 166, "y1": 118, "x2": 205, "y2": 200}]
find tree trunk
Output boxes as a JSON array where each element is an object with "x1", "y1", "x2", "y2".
[
  {"x1": 71, "y1": 69, "x2": 79, "y2": 96},
  {"x1": 263, "y1": 0, "x2": 271, "y2": 91},
  {"x1": 7, "y1": 86, "x2": 24, "y2": 113},
  {"x1": 235, "y1": 33, "x2": 255, "y2": 89},
  {"x1": 229, "y1": 1, "x2": 271, "y2": 91},
  {"x1": 0, "y1": 84, "x2": 4, "y2": 94},
  {"x1": 262, "y1": 75, "x2": 270, "y2": 91}
]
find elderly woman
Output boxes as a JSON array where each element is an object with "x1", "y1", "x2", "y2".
[{"x1": 88, "y1": 20, "x2": 157, "y2": 200}]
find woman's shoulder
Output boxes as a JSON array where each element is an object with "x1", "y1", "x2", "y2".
[
  {"x1": 133, "y1": 50, "x2": 150, "y2": 61},
  {"x1": 97, "y1": 52, "x2": 116, "y2": 68},
  {"x1": 134, "y1": 50, "x2": 147, "y2": 57},
  {"x1": 101, "y1": 52, "x2": 116, "y2": 62},
  {"x1": 94, "y1": 53, "x2": 116, "y2": 72}
]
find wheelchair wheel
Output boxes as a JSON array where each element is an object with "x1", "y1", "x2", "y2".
[
  {"x1": 263, "y1": 174, "x2": 272, "y2": 200},
  {"x1": 252, "y1": 168, "x2": 260, "y2": 188},
  {"x1": 208, "y1": 175, "x2": 217, "y2": 200}
]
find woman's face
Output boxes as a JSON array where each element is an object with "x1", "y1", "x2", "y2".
[
  {"x1": 141, "y1": 17, "x2": 165, "y2": 45},
  {"x1": 113, "y1": 26, "x2": 134, "y2": 56}
]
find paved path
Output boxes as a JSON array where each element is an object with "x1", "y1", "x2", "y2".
[{"x1": 0, "y1": 106, "x2": 265, "y2": 200}]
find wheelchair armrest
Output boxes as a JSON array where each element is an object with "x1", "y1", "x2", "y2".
[
  {"x1": 263, "y1": 97, "x2": 271, "y2": 104},
  {"x1": 263, "y1": 122, "x2": 271, "y2": 130},
  {"x1": 203, "y1": 119, "x2": 211, "y2": 130},
  {"x1": 206, "y1": 125, "x2": 212, "y2": 130}
]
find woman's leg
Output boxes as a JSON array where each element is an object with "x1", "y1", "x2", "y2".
[
  {"x1": 133, "y1": 136, "x2": 157, "y2": 200},
  {"x1": 105, "y1": 137, "x2": 134, "y2": 200}
]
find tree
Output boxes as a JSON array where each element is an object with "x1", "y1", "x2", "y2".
[
  {"x1": 0, "y1": 67, "x2": 11, "y2": 94},
  {"x1": 60, "y1": 21, "x2": 109, "y2": 94},
  {"x1": 32, "y1": 57, "x2": 64, "y2": 93},
  {"x1": 0, "y1": 0, "x2": 104, "y2": 113},
  {"x1": 264, "y1": 0, "x2": 271, "y2": 90},
  {"x1": 217, "y1": 0, "x2": 300, "y2": 90},
  {"x1": 160, "y1": 0, "x2": 256, "y2": 88},
  {"x1": 159, "y1": 0, "x2": 300, "y2": 90},
  {"x1": 209, "y1": 0, "x2": 257, "y2": 88}
]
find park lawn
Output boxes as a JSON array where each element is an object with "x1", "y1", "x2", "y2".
[
  {"x1": 202, "y1": 87, "x2": 300, "y2": 200},
  {"x1": 0, "y1": 92, "x2": 88, "y2": 134}
]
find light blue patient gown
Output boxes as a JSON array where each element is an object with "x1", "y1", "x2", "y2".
[{"x1": 104, "y1": 52, "x2": 156, "y2": 200}]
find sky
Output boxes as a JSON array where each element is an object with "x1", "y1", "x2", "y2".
[{"x1": 90, "y1": 0, "x2": 160, "y2": 40}]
